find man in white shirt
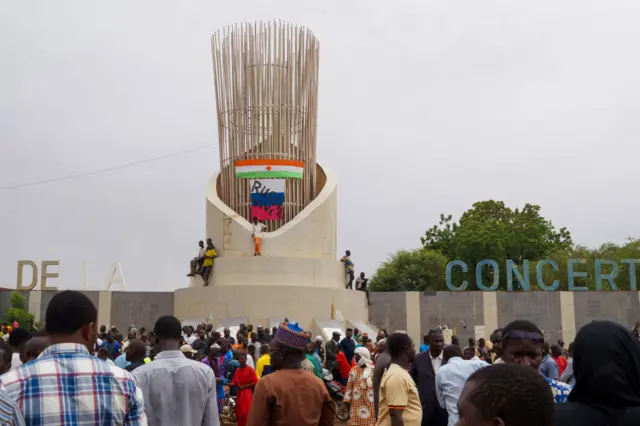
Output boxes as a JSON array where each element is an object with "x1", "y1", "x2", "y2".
[
  {"x1": 188, "y1": 240, "x2": 206, "y2": 276},
  {"x1": 251, "y1": 216, "x2": 267, "y2": 256},
  {"x1": 436, "y1": 345, "x2": 488, "y2": 426},
  {"x1": 134, "y1": 315, "x2": 219, "y2": 426},
  {"x1": 355, "y1": 272, "x2": 372, "y2": 306}
]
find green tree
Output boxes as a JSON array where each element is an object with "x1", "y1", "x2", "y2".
[
  {"x1": 4, "y1": 291, "x2": 34, "y2": 328},
  {"x1": 369, "y1": 249, "x2": 449, "y2": 292},
  {"x1": 421, "y1": 200, "x2": 573, "y2": 290}
]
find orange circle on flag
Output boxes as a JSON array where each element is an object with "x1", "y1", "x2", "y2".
[{"x1": 266, "y1": 166, "x2": 272, "y2": 171}]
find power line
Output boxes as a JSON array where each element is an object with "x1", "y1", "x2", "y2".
[{"x1": 0, "y1": 144, "x2": 215, "y2": 192}]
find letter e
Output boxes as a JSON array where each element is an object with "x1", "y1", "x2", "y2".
[
  {"x1": 567, "y1": 259, "x2": 588, "y2": 291},
  {"x1": 40, "y1": 261, "x2": 59, "y2": 291}
]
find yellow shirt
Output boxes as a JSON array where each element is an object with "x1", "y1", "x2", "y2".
[
  {"x1": 256, "y1": 354, "x2": 271, "y2": 378},
  {"x1": 378, "y1": 363, "x2": 422, "y2": 426},
  {"x1": 203, "y1": 249, "x2": 217, "y2": 267}
]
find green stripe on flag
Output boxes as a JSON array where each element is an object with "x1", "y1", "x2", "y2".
[{"x1": 236, "y1": 171, "x2": 303, "y2": 179}]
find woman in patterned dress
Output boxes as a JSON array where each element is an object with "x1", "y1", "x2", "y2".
[{"x1": 344, "y1": 346, "x2": 376, "y2": 426}]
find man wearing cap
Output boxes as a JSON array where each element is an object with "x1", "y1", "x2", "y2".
[
  {"x1": 253, "y1": 328, "x2": 263, "y2": 359},
  {"x1": 325, "y1": 331, "x2": 340, "y2": 372},
  {"x1": 314, "y1": 336, "x2": 325, "y2": 361},
  {"x1": 248, "y1": 322, "x2": 334, "y2": 426},
  {"x1": 180, "y1": 344, "x2": 198, "y2": 360}
]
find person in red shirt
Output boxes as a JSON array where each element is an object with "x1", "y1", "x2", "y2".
[
  {"x1": 551, "y1": 344, "x2": 567, "y2": 375},
  {"x1": 336, "y1": 346, "x2": 352, "y2": 386}
]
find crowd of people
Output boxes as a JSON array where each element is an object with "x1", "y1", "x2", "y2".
[{"x1": 0, "y1": 289, "x2": 638, "y2": 426}]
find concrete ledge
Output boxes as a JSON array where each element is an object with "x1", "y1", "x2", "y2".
[
  {"x1": 174, "y1": 285, "x2": 369, "y2": 331},
  {"x1": 206, "y1": 256, "x2": 345, "y2": 288}
]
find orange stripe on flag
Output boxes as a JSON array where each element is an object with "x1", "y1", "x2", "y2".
[{"x1": 235, "y1": 159, "x2": 304, "y2": 168}]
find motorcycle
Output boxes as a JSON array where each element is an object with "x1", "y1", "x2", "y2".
[
  {"x1": 322, "y1": 368, "x2": 349, "y2": 422},
  {"x1": 219, "y1": 389, "x2": 236, "y2": 424}
]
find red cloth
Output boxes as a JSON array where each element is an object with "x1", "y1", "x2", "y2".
[
  {"x1": 336, "y1": 351, "x2": 352, "y2": 380},
  {"x1": 554, "y1": 355, "x2": 568, "y2": 376},
  {"x1": 231, "y1": 366, "x2": 258, "y2": 426}
]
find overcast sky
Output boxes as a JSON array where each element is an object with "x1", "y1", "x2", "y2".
[{"x1": 2, "y1": 1, "x2": 639, "y2": 291}]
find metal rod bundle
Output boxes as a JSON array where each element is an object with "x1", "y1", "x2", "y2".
[{"x1": 211, "y1": 20, "x2": 319, "y2": 231}]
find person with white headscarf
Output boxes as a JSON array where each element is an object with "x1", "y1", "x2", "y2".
[{"x1": 344, "y1": 346, "x2": 376, "y2": 425}]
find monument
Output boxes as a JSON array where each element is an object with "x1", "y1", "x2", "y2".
[{"x1": 173, "y1": 21, "x2": 372, "y2": 337}]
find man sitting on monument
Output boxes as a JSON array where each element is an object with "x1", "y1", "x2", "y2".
[
  {"x1": 355, "y1": 271, "x2": 372, "y2": 306},
  {"x1": 187, "y1": 240, "x2": 206, "y2": 277},
  {"x1": 201, "y1": 240, "x2": 217, "y2": 286},
  {"x1": 252, "y1": 216, "x2": 267, "y2": 256}
]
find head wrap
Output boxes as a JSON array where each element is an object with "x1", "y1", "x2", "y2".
[
  {"x1": 569, "y1": 321, "x2": 640, "y2": 422},
  {"x1": 274, "y1": 322, "x2": 309, "y2": 350},
  {"x1": 354, "y1": 346, "x2": 374, "y2": 388}
]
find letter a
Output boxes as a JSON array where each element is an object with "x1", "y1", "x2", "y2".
[{"x1": 106, "y1": 262, "x2": 127, "y2": 291}]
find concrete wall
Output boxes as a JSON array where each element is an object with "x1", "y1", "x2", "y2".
[
  {"x1": 174, "y1": 285, "x2": 369, "y2": 332},
  {"x1": 369, "y1": 292, "x2": 407, "y2": 334},
  {"x1": 110, "y1": 291, "x2": 174, "y2": 332},
  {"x1": 368, "y1": 291, "x2": 640, "y2": 346},
  {"x1": 573, "y1": 292, "x2": 640, "y2": 331},
  {"x1": 420, "y1": 292, "x2": 484, "y2": 345},
  {"x1": 497, "y1": 292, "x2": 563, "y2": 339},
  {"x1": 15, "y1": 290, "x2": 173, "y2": 333},
  {"x1": 9, "y1": 289, "x2": 640, "y2": 346}
]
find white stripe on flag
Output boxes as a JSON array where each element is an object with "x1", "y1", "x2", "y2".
[{"x1": 250, "y1": 179, "x2": 285, "y2": 194}]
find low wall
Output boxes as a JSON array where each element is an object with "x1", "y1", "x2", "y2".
[
  {"x1": 5, "y1": 290, "x2": 640, "y2": 346},
  {"x1": 367, "y1": 291, "x2": 640, "y2": 346}
]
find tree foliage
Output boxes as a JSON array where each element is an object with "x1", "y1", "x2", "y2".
[
  {"x1": 4, "y1": 291, "x2": 34, "y2": 328},
  {"x1": 418, "y1": 200, "x2": 575, "y2": 289},
  {"x1": 373, "y1": 200, "x2": 638, "y2": 291},
  {"x1": 369, "y1": 249, "x2": 449, "y2": 292}
]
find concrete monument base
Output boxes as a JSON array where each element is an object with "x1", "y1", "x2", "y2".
[
  {"x1": 174, "y1": 285, "x2": 369, "y2": 334},
  {"x1": 188, "y1": 255, "x2": 346, "y2": 289}
]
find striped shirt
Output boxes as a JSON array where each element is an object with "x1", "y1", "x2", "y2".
[
  {"x1": 1, "y1": 343, "x2": 147, "y2": 425},
  {"x1": 0, "y1": 386, "x2": 25, "y2": 426}
]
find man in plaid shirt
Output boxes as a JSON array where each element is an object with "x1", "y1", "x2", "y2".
[{"x1": 1, "y1": 290, "x2": 147, "y2": 425}]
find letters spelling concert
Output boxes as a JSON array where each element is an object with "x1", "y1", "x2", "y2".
[{"x1": 445, "y1": 258, "x2": 640, "y2": 291}]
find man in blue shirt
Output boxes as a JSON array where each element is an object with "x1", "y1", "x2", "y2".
[
  {"x1": 339, "y1": 328, "x2": 356, "y2": 365},
  {"x1": 435, "y1": 345, "x2": 488, "y2": 426},
  {"x1": 101, "y1": 332, "x2": 120, "y2": 360},
  {"x1": 538, "y1": 342, "x2": 560, "y2": 379}
]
